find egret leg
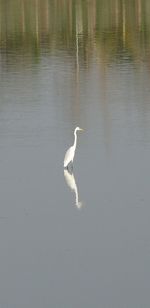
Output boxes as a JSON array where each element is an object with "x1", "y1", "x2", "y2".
[
  {"x1": 67, "y1": 162, "x2": 73, "y2": 174},
  {"x1": 70, "y1": 162, "x2": 73, "y2": 172}
]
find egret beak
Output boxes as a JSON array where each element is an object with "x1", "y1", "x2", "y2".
[{"x1": 79, "y1": 128, "x2": 84, "y2": 131}]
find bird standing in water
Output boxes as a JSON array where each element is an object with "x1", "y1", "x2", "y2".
[{"x1": 64, "y1": 127, "x2": 83, "y2": 169}]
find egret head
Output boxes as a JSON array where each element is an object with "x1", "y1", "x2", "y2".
[{"x1": 75, "y1": 126, "x2": 83, "y2": 132}]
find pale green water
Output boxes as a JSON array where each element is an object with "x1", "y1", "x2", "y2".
[{"x1": 0, "y1": 1, "x2": 150, "y2": 307}]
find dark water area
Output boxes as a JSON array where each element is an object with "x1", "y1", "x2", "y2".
[{"x1": 0, "y1": 1, "x2": 150, "y2": 307}]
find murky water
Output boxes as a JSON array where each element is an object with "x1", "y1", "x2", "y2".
[{"x1": 0, "y1": 1, "x2": 150, "y2": 307}]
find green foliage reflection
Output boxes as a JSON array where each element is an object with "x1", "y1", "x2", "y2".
[{"x1": 0, "y1": 0, "x2": 149, "y2": 64}]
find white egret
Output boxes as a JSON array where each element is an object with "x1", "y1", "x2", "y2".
[{"x1": 64, "y1": 127, "x2": 83, "y2": 169}]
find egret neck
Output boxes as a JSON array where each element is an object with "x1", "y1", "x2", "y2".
[{"x1": 73, "y1": 128, "x2": 77, "y2": 152}]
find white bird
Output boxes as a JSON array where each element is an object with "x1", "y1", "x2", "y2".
[{"x1": 64, "y1": 127, "x2": 83, "y2": 169}]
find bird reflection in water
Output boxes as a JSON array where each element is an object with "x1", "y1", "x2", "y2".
[{"x1": 64, "y1": 169, "x2": 83, "y2": 209}]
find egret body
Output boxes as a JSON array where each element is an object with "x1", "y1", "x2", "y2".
[{"x1": 64, "y1": 127, "x2": 83, "y2": 168}]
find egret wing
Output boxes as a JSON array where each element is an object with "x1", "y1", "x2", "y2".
[{"x1": 64, "y1": 146, "x2": 74, "y2": 167}]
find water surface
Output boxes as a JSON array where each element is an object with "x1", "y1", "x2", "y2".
[{"x1": 0, "y1": 1, "x2": 150, "y2": 307}]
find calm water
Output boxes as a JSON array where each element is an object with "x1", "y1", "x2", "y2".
[{"x1": 0, "y1": 1, "x2": 150, "y2": 307}]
